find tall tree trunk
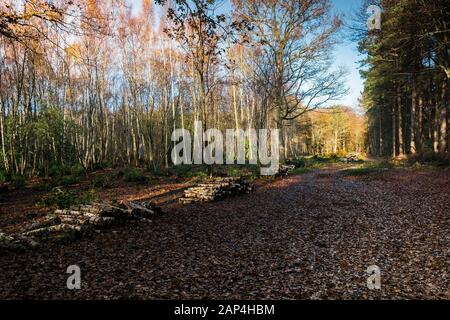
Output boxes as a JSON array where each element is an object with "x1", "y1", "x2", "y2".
[
  {"x1": 410, "y1": 78, "x2": 417, "y2": 154},
  {"x1": 392, "y1": 101, "x2": 397, "y2": 157},
  {"x1": 379, "y1": 106, "x2": 383, "y2": 156},
  {"x1": 440, "y1": 78, "x2": 448, "y2": 153},
  {"x1": 169, "y1": 45, "x2": 177, "y2": 165},
  {"x1": 397, "y1": 84, "x2": 404, "y2": 156},
  {"x1": 433, "y1": 79, "x2": 440, "y2": 153},
  {"x1": 417, "y1": 92, "x2": 424, "y2": 154},
  {"x1": 0, "y1": 97, "x2": 8, "y2": 171},
  {"x1": 232, "y1": 81, "x2": 239, "y2": 131}
]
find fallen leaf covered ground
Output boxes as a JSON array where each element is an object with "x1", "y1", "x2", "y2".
[{"x1": 1, "y1": 166, "x2": 449, "y2": 299}]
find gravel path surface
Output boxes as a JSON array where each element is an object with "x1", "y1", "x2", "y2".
[{"x1": 1, "y1": 167, "x2": 449, "y2": 299}]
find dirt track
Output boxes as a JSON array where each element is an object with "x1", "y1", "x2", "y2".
[{"x1": 1, "y1": 167, "x2": 449, "y2": 299}]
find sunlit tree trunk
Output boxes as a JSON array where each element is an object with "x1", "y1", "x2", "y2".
[
  {"x1": 410, "y1": 77, "x2": 417, "y2": 154},
  {"x1": 440, "y1": 78, "x2": 448, "y2": 153}
]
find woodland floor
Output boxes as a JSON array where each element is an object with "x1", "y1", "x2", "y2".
[{"x1": 0, "y1": 165, "x2": 449, "y2": 299}]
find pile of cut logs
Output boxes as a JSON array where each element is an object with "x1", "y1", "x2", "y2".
[
  {"x1": 345, "y1": 154, "x2": 358, "y2": 163},
  {"x1": 179, "y1": 177, "x2": 252, "y2": 204},
  {"x1": 0, "y1": 201, "x2": 163, "y2": 251},
  {"x1": 53, "y1": 201, "x2": 162, "y2": 227},
  {"x1": 277, "y1": 165, "x2": 296, "y2": 177}
]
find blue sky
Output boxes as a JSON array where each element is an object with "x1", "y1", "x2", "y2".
[
  {"x1": 331, "y1": 0, "x2": 365, "y2": 109},
  {"x1": 128, "y1": 0, "x2": 365, "y2": 110}
]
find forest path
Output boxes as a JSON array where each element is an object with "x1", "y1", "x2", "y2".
[{"x1": 1, "y1": 166, "x2": 449, "y2": 299}]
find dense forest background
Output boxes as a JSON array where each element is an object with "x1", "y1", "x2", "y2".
[
  {"x1": 0, "y1": 0, "x2": 448, "y2": 180},
  {"x1": 359, "y1": 0, "x2": 449, "y2": 159}
]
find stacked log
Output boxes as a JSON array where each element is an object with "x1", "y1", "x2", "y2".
[
  {"x1": 51, "y1": 201, "x2": 162, "y2": 229},
  {"x1": 0, "y1": 201, "x2": 163, "y2": 251},
  {"x1": 180, "y1": 177, "x2": 252, "y2": 204},
  {"x1": 0, "y1": 232, "x2": 39, "y2": 251},
  {"x1": 25, "y1": 216, "x2": 61, "y2": 231},
  {"x1": 346, "y1": 154, "x2": 358, "y2": 163},
  {"x1": 1, "y1": 232, "x2": 22, "y2": 251},
  {"x1": 22, "y1": 223, "x2": 81, "y2": 243}
]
